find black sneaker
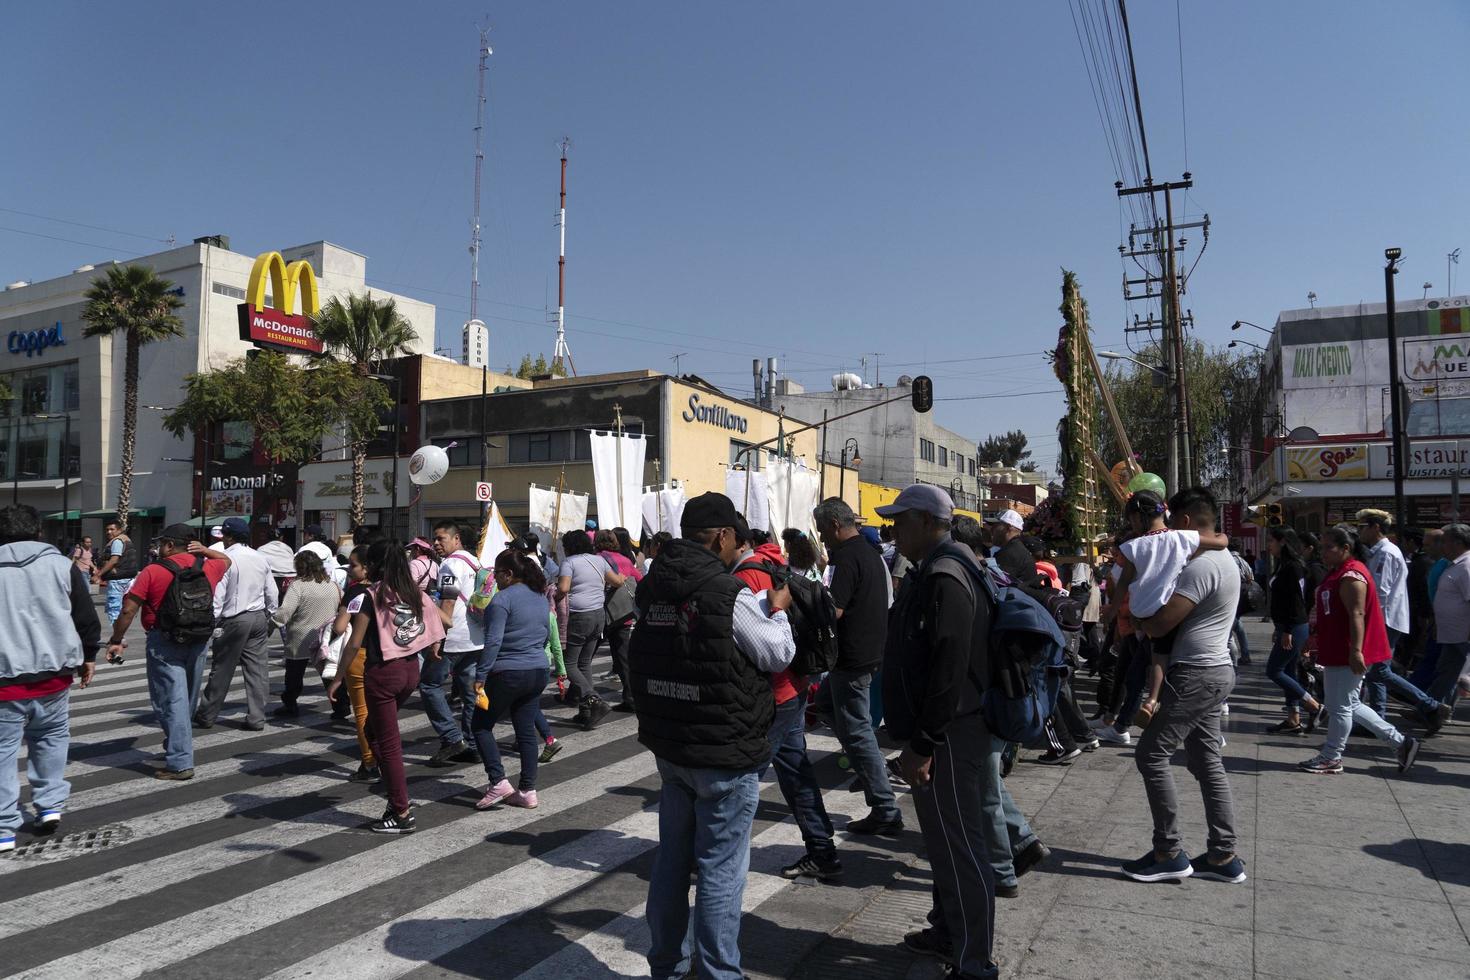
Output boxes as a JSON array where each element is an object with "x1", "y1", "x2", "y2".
[
  {"x1": 1190, "y1": 853, "x2": 1248, "y2": 883},
  {"x1": 780, "y1": 853, "x2": 844, "y2": 882},
  {"x1": 1013, "y1": 839, "x2": 1052, "y2": 879},
  {"x1": 902, "y1": 928, "x2": 953, "y2": 963},
  {"x1": 192, "y1": 715, "x2": 213, "y2": 730},
  {"x1": 350, "y1": 764, "x2": 381, "y2": 783},
  {"x1": 1035, "y1": 747, "x2": 1081, "y2": 765},
  {"x1": 450, "y1": 746, "x2": 480, "y2": 764},
  {"x1": 426, "y1": 741, "x2": 471, "y2": 767},
  {"x1": 583, "y1": 698, "x2": 612, "y2": 731},
  {"x1": 846, "y1": 812, "x2": 904, "y2": 837},
  {"x1": 1078, "y1": 736, "x2": 1101, "y2": 752},
  {"x1": 995, "y1": 882, "x2": 1020, "y2": 898},
  {"x1": 1397, "y1": 735, "x2": 1421, "y2": 774},
  {"x1": 1121, "y1": 848, "x2": 1192, "y2": 883},
  {"x1": 1266, "y1": 719, "x2": 1304, "y2": 735},
  {"x1": 242, "y1": 721, "x2": 265, "y2": 732},
  {"x1": 539, "y1": 739, "x2": 563, "y2": 763},
  {"x1": 885, "y1": 757, "x2": 910, "y2": 787},
  {"x1": 272, "y1": 703, "x2": 299, "y2": 718},
  {"x1": 369, "y1": 807, "x2": 416, "y2": 834}
]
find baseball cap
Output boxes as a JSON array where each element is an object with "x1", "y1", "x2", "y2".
[
  {"x1": 298, "y1": 540, "x2": 335, "y2": 565},
  {"x1": 156, "y1": 523, "x2": 200, "y2": 545},
  {"x1": 874, "y1": 484, "x2": 954, "y2": 521},
  {"x1": 985, "y1": 509, "x2": 1025, "y2": 531},
  {"x1": 303, "y1": 523, "x2": 324, "y2": 539},
  {"x1": 681, "y1": 492, "x2": 741, "y2": 531},
  {"x1": 221, "y1": 517, "x2": 250, "y2": 539},
  {"x1": 209, "y1": 524, "x2": 224, "y2": 540}
]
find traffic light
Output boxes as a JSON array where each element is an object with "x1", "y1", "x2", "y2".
[
  {"x1": 911, "y1": 375, "x2": 933, "y2": 413},
  {"x1": 1267, "y1": 502, "x2": 1284, "y2": 527}
]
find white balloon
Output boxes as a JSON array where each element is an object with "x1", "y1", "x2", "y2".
[{"x1": 408, "y1": 445, "x2": 449, "y2": 485}]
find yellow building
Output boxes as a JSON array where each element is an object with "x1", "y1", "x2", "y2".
[
  {"x1": 858, "y1": 480, "x2": 983, "y2": 527},
  {"x1": 416, "y1": 371, "x2": 858, "y2": 536}
]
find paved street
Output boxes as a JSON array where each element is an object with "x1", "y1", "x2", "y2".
[{"x1": 4, "y1": 614, "x2": 1467, "y2": 979}]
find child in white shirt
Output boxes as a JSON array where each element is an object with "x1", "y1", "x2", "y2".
[{"x1": 1115, "y1": 491, "x2": 1229, "y2": 725}]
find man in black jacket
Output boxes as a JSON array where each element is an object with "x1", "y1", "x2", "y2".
[
  {"x1": 628, "y1": 492, "x2": 795, "y2": 980},
  {"x1": 986, "y1": 509, "x2": 1035, "y2": 584},
  {"x1": 880, "y1": 485, "x2": 999, "y2": 980}
]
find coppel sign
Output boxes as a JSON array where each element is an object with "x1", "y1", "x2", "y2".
[{"x1": 7, "y1": 321, "x2": 66, "y2": 358}]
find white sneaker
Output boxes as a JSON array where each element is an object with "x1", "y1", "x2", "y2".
[
  {"x1": 1095, "y1": 726, "x2": 1132, "y2": 746},
  {"x1": 1220, "y1": 702, "x2": 1231, "y2": 716},
  {"x1": 1089, "y1": 717, "x2": 1114, "y2": 731}
]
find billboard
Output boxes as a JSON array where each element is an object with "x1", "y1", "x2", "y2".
[
  {"x1": 1277, "y1": 441, "x2": 1470, "y2": 481},
  {"x1": 237, "y1": 251, "x2": 324, "y2": 354}
]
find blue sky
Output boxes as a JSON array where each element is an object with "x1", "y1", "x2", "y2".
[{"x1": 3, "y1": 2, "x2": 1467, "y2": 473}]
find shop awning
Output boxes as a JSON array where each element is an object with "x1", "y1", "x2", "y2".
[
  {"x1": 42, "y1": 509, "x2": 82, "y2": 521},
  {"x1": 77, "y1": 507, "x2": 167, "y2": 519}
]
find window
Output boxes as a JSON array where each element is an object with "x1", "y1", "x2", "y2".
[
  {"x1": 968, "y1": 457, "x2": 976, "y2": 476},
  {"x1": 919, "y1": 438, "x2": 936, "y2": 462},
  {"x1": 212, "y1": 282, "x2": 246, "y2": 301},
  {"x1": 956, "y1": 452, "x2": 965, "y2": 473},
  {"x1": 507, "y1": 428, "x2": 601, "y2": 464},
  {"x1": 938, "y1": 446, "x2": 948, "y2": 468},
  {"x1": 1, "y1": 361, "x2": 79, "y2": 419},
  {"x1": 730, "y1": 438, "x2": 761, "y2": 471}
]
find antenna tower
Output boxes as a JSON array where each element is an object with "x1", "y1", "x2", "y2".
[
  {"x1": 551, "y1": 137, "x2": 576, "y2": 376},
  {"x1": 464, "y1": 25, "x2": 491, "y2": 365}
]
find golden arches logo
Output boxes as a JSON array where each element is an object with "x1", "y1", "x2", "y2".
[{"x1": 246, "y1": 251, "x2": 320, "y2": 317}]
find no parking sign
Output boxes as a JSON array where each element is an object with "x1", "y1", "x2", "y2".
[{"x1": 475, "y1": 482, "x2": 493, "y2": 502}]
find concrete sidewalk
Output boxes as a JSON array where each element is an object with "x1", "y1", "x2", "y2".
[{"x1": 780, "y1": 618, "x2": 1470, "y2": 980}]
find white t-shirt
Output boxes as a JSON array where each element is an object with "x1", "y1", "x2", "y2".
[
  {"x1": 437, "y1": 550, "x2": 482, "y2": 653},
  {"x1": 1119, "y1": 529, "x2": 1201, "y2": 619}
]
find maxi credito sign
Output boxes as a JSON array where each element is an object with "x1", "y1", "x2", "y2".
[{"x1": 237, "y1": 251, "x2": 323, "y2": 354}]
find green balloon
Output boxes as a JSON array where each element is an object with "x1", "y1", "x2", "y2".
[{"x1": 1128, "y1": 472, "x2": 1166, "y2": 496}]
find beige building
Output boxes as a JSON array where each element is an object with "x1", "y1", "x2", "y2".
[{"x1": 416, "y1": 370, "x2": 857, "y2": 537}]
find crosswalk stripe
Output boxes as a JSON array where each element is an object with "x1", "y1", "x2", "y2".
[
  {"x1": 16, "y1": 743, "x2": 665, "y2": 980},
  {"x1": 0, "y1": 715, "x2": 642, "y2": 942}
]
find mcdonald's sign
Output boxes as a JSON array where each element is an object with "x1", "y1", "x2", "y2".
[{"x1": 237, "y1": 251, "x2": 324, "y2": 354}]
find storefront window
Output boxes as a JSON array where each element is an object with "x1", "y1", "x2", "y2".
[{"x1": 0, "y1": 361, "x2": 81, "y2": 481}]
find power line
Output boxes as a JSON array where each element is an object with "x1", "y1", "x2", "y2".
[
  {"x1": 0, "y1": 206, "x2": 172, "y2": 243},
  {"x1": 1176, "y1": 0, "x2": 1189, "y2": 173}
]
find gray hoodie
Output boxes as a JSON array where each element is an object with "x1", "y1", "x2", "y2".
[{"x1": 0, "y1": 541, "x2": 100, "y2": 685}]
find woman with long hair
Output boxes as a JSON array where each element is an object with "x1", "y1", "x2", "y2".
[
  {"x1": 271, "y1": 549, "x2": 343, "y2": 719},
  {"x1": 1298, "y1": 526, "x2": 1421, "y2": 775},
  {"x1": 555, "y1": 530, "x2": 626, "y2": 729},
  {"x1": 471, "y1": 551, "x2": 552, "y2": 809},
  {"x1": 1263, "y1": 527, "x2": 1325, "y2": 734},
  {"x1": 784, "y1": 530, "x2": 822, "y2": 582},
  {"x1": 330, "y1": 540, "x2": 445, "y2": 832},
  {"x1": 329, "y1": 547, "x2": 376, "y2": 780}
]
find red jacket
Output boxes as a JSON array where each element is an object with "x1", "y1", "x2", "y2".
[
  {"x1": 733, "y1": 544, "x2": 803, "y2": 704},
  {"x1": 1314, "y1": 558, "x2": 1392, "y2": 668}
]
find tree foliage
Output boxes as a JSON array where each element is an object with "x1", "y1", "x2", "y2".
[
  {"x1": 80, "y1": 264, "x2": 185, "y2": 528},
  {"x1": 509, "y1": 353, "x2": 550, "y2": 379},
  {"x1": 977, "y1": 429, "x2": 1034, "y2": 470},
  {"x1": 1104, "y1": 339, "x2": 1265, "y2": 493}
]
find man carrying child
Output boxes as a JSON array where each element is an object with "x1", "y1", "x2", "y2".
[{"x1": 1120, "y1": 487, "x2": 1246, "y2": 885}]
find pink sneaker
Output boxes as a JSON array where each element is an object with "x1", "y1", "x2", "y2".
[
  {"x1": 475, "y1": 779, "x2": 515, "y2": 810},
  {"x1": 505, "y1": 788, "x2": 539, "y2": 809}
]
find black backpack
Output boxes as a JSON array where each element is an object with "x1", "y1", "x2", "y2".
[
  {"x1": 156, "y1": 555, "x2": 217, "y2": 644},
  {"x1": 734, "y1": 558, "x2": 840, "y2": 676}
]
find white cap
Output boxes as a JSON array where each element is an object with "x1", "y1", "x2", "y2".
[
  {"x1": 298, "y1": 541, "x2": 335, "y2": 565},
  {"x1": 209, "y1": 525, "x2": 224, "y2": 540},
  {"x1": 985, "y1": 509, "x2": 1024, "y2": 531}
]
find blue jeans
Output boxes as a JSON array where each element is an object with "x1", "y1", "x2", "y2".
[
  {"x1": 1321, "y1": 665, "x2": 1403, "y2": 762},
  {"x1": 816, "y1": 668, "x2": 900, "y2": 821},
  {"x1": 760, "y1": 691, "x2": 835, "y2": 859},
  {"x1": 1231, "y1": 615, "x2": 1250, "y2": 661},
  {"x1": 1363, "y1": 627, "x2": 1404, "y2": 715},
  {"x1": 982, "y1": 726, "x2": 1038, "y2": 887},
  {"x1": 0, "y1": 690, "x2": 71, "y2": 835},
  {"x1": 1265, "y1": 624, "x2": 1312, "y2": 710},
  {"x1": 420, "y1": 647, "x2": 480, "y2": 749},
  {"x1": 105, "y1": 578, "x2": 132, "y2": 624},
  {"x1": 471, "y1": 667, "x2": 549, "y2": 791},
  {"x1": 646, "y1": 759, "x2": 760, "y2": 980},
  {"x1": 146, "y1": 631, "x2": 210, "y2": 772},
  {"x1": 1410, "y1": 640, "x2": 1441, "y2": 689}
]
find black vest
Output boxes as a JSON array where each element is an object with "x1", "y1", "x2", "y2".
[
  {"x1": 629, "y1": 539, "x2": 774, "y2": 771},
  {"x1": 104, "y1": 535, "x2": 138, "y2": 580}
]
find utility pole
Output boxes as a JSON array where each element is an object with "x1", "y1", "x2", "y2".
[
  {"x1": 1117, "y1": 173, "x2": 1196, "y2": 494},
  {"x1": 551, "y1": 138, "x2": 575, "y2": 376}
]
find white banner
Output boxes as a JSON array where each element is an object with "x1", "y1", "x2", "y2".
[
  {"x1": 476, "y1": 501, "x2": 513, "y2": 566},
  {"x1": 528, "y1": 484, "x2": 589, "y2": 557},
  {"x1": 589, "y1": 431, "x2": 647, "y2": 531},
  {"x1": 725, "y1": 468, "x2": 770, "y2": 533},
  {"x1": 640, "y1": 483, "x2": 686, "y2": 537},
  {"x1": 767, "y1": 459, "x2": 821, "y2": 538}
]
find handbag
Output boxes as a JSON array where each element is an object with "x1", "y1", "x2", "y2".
[{"x1": 605, "y1": 578, "x2": 637, "y2": 626}]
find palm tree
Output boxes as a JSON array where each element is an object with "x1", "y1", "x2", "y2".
[
  {"x1": 81, "y1": 265, "x2": 185, "y2": 529},
  {"x1": 310, "y1": 293, "x2": 418, "y2": 527}
]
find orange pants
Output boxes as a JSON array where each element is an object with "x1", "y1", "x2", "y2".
[{"x1": 345, "y1": 649, "x2": 374, "y2": 767}]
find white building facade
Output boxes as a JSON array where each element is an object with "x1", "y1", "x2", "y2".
[{"x1": 0, "y1": 238, "x2": 436, "y2": 542}]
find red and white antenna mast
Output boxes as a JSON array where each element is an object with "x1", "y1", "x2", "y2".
[{"x1": 551, "y1": 137, "x2": 576, "y2": 376}]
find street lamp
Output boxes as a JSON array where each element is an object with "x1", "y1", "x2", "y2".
[
  {"x1": 838, "y1": 438, "x2": 861, "y2": 501},
  {"x1": 1097, "y1": 351, "x2": 1169, "y2": 378},
  {"x1": 1385, "y1": 247, "x2": 1408, "y2": 529},
  {"x1": 1228, "y1": 338, "x2": 1266, "y2": 352},
  {"x1": 1231, "y1": 320, "x2": 1272, "y2": 336}
]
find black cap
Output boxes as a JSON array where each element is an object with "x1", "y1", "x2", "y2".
[
  {"x1": 304, "y1": 523, "x2": 324, "y2": 539},
  {"x1": 156, "y1": 523, "x2": 200, "y2": 545},
  {"x1": 680, "y1": 492, "x2": 740, "y2": 532},
  {"x1": 733, "y1": 513, "x2": 752, "y2": 545}
]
